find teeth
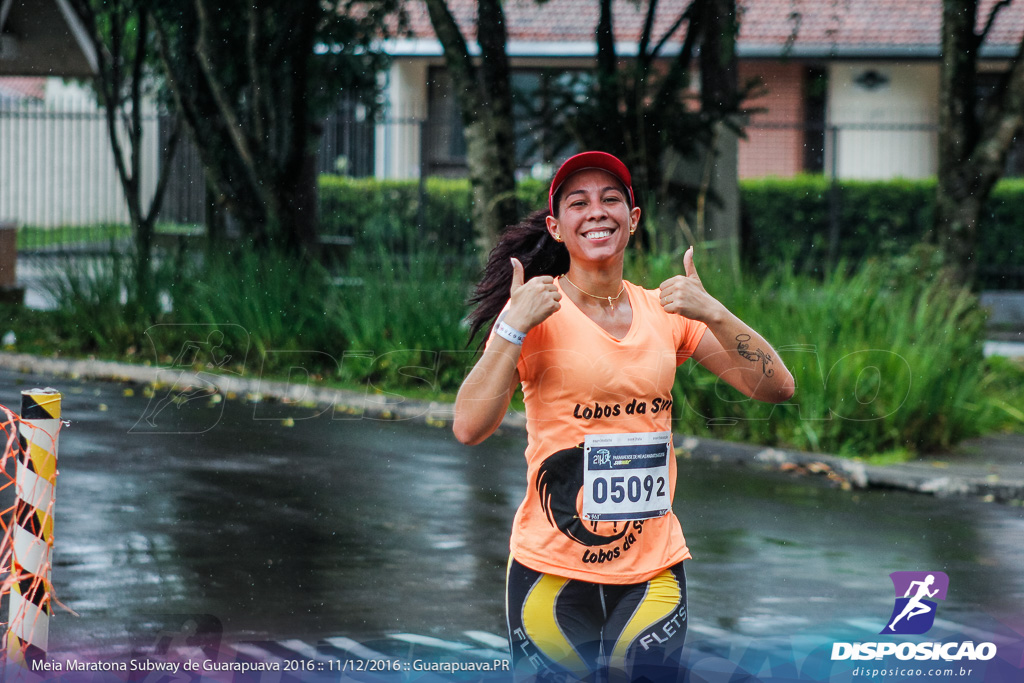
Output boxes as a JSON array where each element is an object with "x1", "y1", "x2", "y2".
[{"x1": 586, "y1": 230, "x2": 612, "y2": 239}]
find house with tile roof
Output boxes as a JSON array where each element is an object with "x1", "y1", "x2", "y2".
[
  {"x1": 373, "y1": 0, "x2": 1024, "y2": 181},
  {"x1": 5, "y1": 0, "x2": 1024, "y2": 228},
  {"x1": 0, "y1": 0, "x2": 97, "y2": 78}
]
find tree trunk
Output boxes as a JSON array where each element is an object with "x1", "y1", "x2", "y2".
[
  {"x1": 475, "y1": 0, "x2": 518, "y2": 246},
  {"x1": 936, "y1": 0, "x2": 980, "y2": 285},
  {"x1": 704, "y1": 123, "x2": 741, "y2": 277},
  {"x1": 464, "y1": 118, "x2": 516, "y2": 252},
  {"x1": 69, "y1": 0, "x2": 183, "y2": 317},
  {"x1": 277, "y1": 149, "x2": 322, "y2": 257},
  {"x1": 936, "y1": 0, "x2": 1024, "y2": 286},
  {"x1": 423, "y1": 0, "x2": 518, "y2": 254},
  {"x1": 935, "y1": 182, "x2": 983, "y2": 282},
  {"x1": 698, "y1": 0, "x2": 741, "y2": 271}
]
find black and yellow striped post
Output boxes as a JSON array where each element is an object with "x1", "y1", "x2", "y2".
[{"x1": 5, "y1": 389, "x2": 61, "y2": 675}]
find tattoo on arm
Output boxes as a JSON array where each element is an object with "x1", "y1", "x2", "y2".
[{"x1": 735, "y1": 334, "x2": 775, "y2": 377}]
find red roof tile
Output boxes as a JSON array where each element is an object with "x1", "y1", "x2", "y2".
[
  {"x1": 0, "y1": 77, "x2": 45, "y2": 101},
  {"x1": 399, "y1": 0, "x2": 1024, "y2": 55}
]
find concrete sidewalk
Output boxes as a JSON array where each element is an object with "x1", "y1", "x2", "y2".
[
  {"x1": 676, "y1": 432, "x2": 1024, "y2": 504},
  {"x1": 0, "y1": 351, "x2": 1021, "y2": 504}
]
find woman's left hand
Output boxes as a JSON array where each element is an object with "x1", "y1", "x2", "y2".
[
  {"x1": 658, "y1": 247, "x2": 723, "y2": 322},
  {"x1": 663, "y1": 247, "x2": 796, "y2": 403}
]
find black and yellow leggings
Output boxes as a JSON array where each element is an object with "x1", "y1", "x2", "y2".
[{"x1": 506, "y1": 558, "x2": 687, "y2": 682}]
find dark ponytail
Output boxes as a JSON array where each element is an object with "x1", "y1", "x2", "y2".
[{"x1": 465, "y1": 209, "x2": 569, "y2": 348}]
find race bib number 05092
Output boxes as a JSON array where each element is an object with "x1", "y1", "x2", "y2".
[{"x1": 582, "y1": 431, "x2": 672, "y2": 522}]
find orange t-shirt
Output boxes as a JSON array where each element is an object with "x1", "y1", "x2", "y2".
[{"x1": 495, "y1": 279, "x2": 707, "y2": 584}]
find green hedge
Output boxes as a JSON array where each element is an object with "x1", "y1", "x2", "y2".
[
  {"x1": 978, "y1": 180, "x2": 1024, "y2": 288},
  {"x1": 319, "y1": 176, "x2": 546, "y2": 253},
  {"x1": 320, "y1": 174, "x2": 1024, "y2": 288},
  {"x1": 740, "y1": 176, "x2": 932, "y2": 271},
  {"x1": 740, "y1": 175, "x2": 1023, "y2": 288}
]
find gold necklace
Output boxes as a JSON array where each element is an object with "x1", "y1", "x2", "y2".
[{"x1": 563, "y1": 275, "x2": 626, "y2": 309}]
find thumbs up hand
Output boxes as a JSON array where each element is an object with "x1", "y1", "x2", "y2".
[
  {"x1": 658, "y1": 247, "x2": 723, "y2": 323},
  {"x1": 504, "y1": 258, "x2": 562, "y2": 332}
]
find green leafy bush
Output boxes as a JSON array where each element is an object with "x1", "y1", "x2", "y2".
[
  {"x1": 319, "y1": 176, "x2": 547, "y2": 253},
  {"x1": 740, "y1": 175, "x2": 1022, "y2": 288},
  {"x1": 978, "y1": 178, "x2": 1024, "y2": 288},
  {"x1": 631, "y1": 246, "x2": 1006, "y2": 456},
  {"x1": 320, "y1": 174, "x2": 1023, "y2": 288}
]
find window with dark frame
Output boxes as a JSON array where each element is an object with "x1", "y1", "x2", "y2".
[{"x1": 423, "y1": 66, "x2": 594, "y2": 176}]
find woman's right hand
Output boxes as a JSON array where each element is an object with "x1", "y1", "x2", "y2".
[
  {"x1": 503, "y1": 258, "x2": 561, "y2": 332},
  {"x1": 454, "y1": 257, "x2": 550, "y2": 446}
]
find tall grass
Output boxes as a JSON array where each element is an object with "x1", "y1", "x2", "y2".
[
  {"x1": 175, "y1": 248, "x2": 335, "y2": 361},
  {"x1": 10, "y1": 240, "x2": 1019, "y2": 457},
  {"x1": 627, "y1": 246, "x2": 1005, "y2": 456},
  {"x1": 159, "y1": 243, "x2": 475, "y2": 395},
  {"x1": 41, "y1": 251, "x2": 180, "y2": 352},
  {"x1": 330, "y1": 245, "x2": 478, "y2": 393}
]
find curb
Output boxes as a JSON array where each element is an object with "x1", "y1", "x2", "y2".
[
  {"x1": 0, "y1": 351, "x2": 521, "y2": 427},
  {"x1": 675, "y1": 436, "x2": 1024, "y2": 505},
  {"x1": 1, "y1": 352, "x2": 1019, "y2": 505}
]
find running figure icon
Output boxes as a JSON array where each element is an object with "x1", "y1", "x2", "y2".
[
  {"x1": 881, "y1": 571, "x2": 949, "y2": 635},
  {"x1": 888, "y1": 574, "x2": 939, "y2": 631}
]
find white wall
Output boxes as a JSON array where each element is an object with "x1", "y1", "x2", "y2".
[
  {"x1": 0, "y1": 78, "x2": 160, "y2": 227},
  {"x1": 375, "y1": 60, "x2": 429, "y2": 179},
  {"x1": 827, "y1": 62, "x2": 939, "y2": 179}
]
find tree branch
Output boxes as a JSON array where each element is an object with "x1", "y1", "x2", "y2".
[
  {"x1": 654, "y1": 2, "x2": 701, "y2": 112},
  {"x1": 142, "y1": 114, "x2": 183, "y2": 227},
  {"x1": 638, "y1": 0, "x2": 660, "y2": 67},
  {"x1": 109, "y1": 0, "x2": 124, "y2": 109},
  {"x1": 193, "y1": 0, "x2": 262, "y2": 186},
  {"x1": 129, "y1": 6, "x2": 147, "y2": 211},
  {"x1": 93, "y1": 0, "x2": 137, "y2": 224},
  {"x1": 247, "y1": 5, "x2": 265, "y2": 146},
  {"x1": 971, "y1": 30, "x2": 1024, "y2": 186},
  {"x1": 978, "y1": 0, "x2": 1014, "y2": 47},
  {"x1": 423, "y1": 0, "x2": 480, "y2": 117},
  {"x1": 151, "y1": 17, "x2": 233, "y2": 204},
  {"x1": 651, "y1": 4, "x2": 691, "y2": 59}
]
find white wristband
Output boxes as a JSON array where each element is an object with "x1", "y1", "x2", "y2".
[{"x1": 494, "y1": 320, "x2": 526, "y2": 346}]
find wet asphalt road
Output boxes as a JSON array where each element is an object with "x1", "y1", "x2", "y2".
[{"x1": 1, "y1": 368, "x2": 1022, "y2": 657}]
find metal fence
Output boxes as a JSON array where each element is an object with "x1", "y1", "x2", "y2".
[
  {"x1": 0, "y1": 99, "x2": 148, "y2": 234},
  {"x1": 0, "y1": 97, "x2": 383, "y2": 250},
  {"x1": 4, "y1": 102, "x2": 1022, "y2": 279},
  {"x1": 151, "y1": 101, "x2": 380, "y2": 228}
]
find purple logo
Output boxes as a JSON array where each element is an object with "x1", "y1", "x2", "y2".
[{"x1": 880, "y1": 571, "x2": 949, "y2": 635}]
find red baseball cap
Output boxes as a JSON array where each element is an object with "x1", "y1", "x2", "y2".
[{"x1": 548, "y1": 151, "x2": 634, "y2": 215}]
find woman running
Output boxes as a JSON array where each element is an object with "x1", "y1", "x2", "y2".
[{"x1": 453, "y1": 151, "x2": 795, "y2": 682}]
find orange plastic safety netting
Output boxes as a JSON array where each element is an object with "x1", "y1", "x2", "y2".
[{"x1": 0, "y1": 392, "x2": 63, "y2": 668}]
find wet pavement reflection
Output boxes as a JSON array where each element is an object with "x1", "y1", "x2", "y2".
[{"x1": 1, "y1": 369, "x2": 1022, "y2": 656}]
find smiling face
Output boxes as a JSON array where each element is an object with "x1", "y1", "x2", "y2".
[{"x1": 546, "y1": 168, "x2": 641, "y2": 267}]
